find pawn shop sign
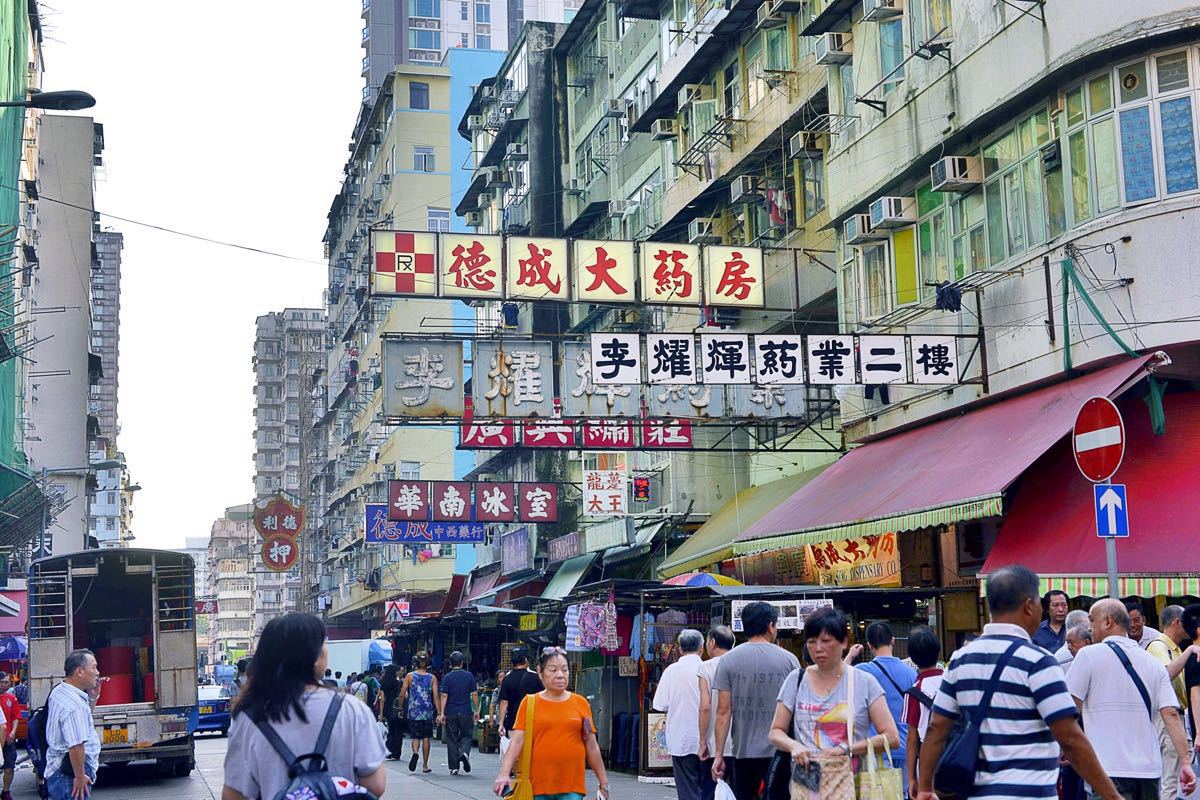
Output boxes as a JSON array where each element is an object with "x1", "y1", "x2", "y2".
[
  {"x1": 1073, "y1": 397, "x2": 1125, "y2": 482},
  {"x1": 254, "y1": 494, "x2": 305, "y2": 539}
]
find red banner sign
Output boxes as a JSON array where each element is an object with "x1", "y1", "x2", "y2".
[
  {"x1": 261, "y1": 534, "x2": 299, "y2": 572},
  {"x1": 254, "y1": 495, "x2": 305, "y2": 540},
  {"x1": 195, "y1": 599, "x2": 219, "y2": 615}
]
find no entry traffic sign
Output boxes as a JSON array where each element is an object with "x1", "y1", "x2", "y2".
[{"x1": 1073, "y1": 396, "x2": 1125, "y2": 482}]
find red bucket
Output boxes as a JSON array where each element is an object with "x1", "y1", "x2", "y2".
[
  {"x1": 98, "y1": 674, "x2": 133, "y2": 706},
  {"x1": 97, "y1": 646, "x2": 135, "y2": 675}
]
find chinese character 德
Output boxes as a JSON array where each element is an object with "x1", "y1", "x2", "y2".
[{"x1": 449, "y1": 240, "x2": 497, "y2": 291}]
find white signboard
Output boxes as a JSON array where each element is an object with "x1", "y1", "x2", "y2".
[
  {"x1": 583, "y1": 469, "x2": 627, "y2": 517},
  {"x1": 730, "y1": 598, "x2": 834, "y2": 632}
]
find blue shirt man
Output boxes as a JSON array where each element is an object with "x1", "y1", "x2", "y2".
[
  {"x1": 46, "y1": 649, "x2": 102, "y2": 800},
  {"x1": 1032, "y1": 590, "x2": 1070, "y2": 652},
  {"x1": 855, "y1": 622, "x2": 917, "y2": 793}
]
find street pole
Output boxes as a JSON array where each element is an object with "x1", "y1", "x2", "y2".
[{"x1": 1102, "y1": 479, "x2": 1119, "y2": 598}]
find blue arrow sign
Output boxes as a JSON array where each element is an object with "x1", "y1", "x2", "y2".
[{"x1": 1094, "y1": 484, "x2": 1129, "y2": 538}]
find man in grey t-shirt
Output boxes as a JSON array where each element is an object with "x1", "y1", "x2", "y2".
[{"x1": 712, "y1": 602, "x2": 800, "y2": 800}]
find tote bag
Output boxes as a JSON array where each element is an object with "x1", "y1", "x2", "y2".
[{"x1": 855, "y1": 737, "x2": 903, "y2": 800}]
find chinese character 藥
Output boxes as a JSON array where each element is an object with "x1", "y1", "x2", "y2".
[{"x1": 641, "y1": 243, "x2": 700, "y2": 304}]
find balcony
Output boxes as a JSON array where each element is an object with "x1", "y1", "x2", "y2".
[{"x1": 799, "y1": 0, "x2": 856, "y2": 36}]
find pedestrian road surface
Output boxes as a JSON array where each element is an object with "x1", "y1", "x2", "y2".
[{"x1": 8, "y1": 732, "x2": 678, "y2": 799}]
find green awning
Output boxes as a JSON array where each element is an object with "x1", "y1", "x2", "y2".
[
  {"x1": 659, "y1": 464, "x2": 834, "y2": 578},
  {"x1": 541, "y1": 553, "x2": 597, "y2": 600}
]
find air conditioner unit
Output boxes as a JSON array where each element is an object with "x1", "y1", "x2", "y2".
[
  {"x1": 868, "y1": 196, "x2": 917, "y2": 229},
  {"x1": 609, "y1": 199, "x2": 635, "y2": 215},
  {"x1": 487, "y1": 169, "x2": 512, "y2": 188},
  {"x1": 862, "y1": 0, "x2": 902, "y2": 22},
  {"x1": 789, "y1": 130, "x2": 824, "y2": 159},
  {"x1": 730, "y1": 175, "x2": 763, "y2": 204},
  {"x1": 929, "y1": 156, "x2": 982, "y2": 192},
  {"x1": 688, "y1": 218, "x2": 721, "y2": 244},
  {"x1": 815, "y1": 33, "x2": 851, "y2": 65},
  {"x1": 505, "y1": 142, "x2": 528, "y2": 162},
  {"x1": 756, "y1": 2, "x2": 785, "y2": 28},
  {"x1": 604, "y1": 98, "x2": 632, "y2": 118},
  {"x1": 465, "y1": 211, "x2": 483, "y2": 226},
  {"x1": 677, "y1": 83, "x2": 705, "y2": 111},
  {"x1": 843, "y1": 213, "x2": 885, "y2": 245},
  {"x1": 566, "y1": 179, "x2": 587, "y2": 196},
  {"x1": 651, "y1": 119, "x2": 678, "y2": 140},
  {"x1": 477, "y1": 190, "x2": 493, "y2": 207},
  {"x1": 467, "y1": 115, "x2": 485, "y2": 130}
]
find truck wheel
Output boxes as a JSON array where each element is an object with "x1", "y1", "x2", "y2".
[{"x1": 173, "y1": 759, "x2": 193, "y2": 778}]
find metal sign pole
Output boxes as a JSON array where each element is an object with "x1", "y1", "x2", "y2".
[{"x1": 1105, "y1": 535, "x2": 1119, "y2": 599}]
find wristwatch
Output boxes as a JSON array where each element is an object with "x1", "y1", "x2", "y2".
[{"x1": 841, "y1": 743, "x2": 851, "y2": 755}]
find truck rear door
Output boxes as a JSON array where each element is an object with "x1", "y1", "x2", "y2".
[
  {"x1": 153, "y1": 555, "x2": 197, "y2": 709},
  {"x1": 28, "y1": 563, "x2": 71, "y2": 707}
]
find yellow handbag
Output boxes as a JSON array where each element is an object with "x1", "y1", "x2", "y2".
[
  {"x1": 508, "y1": 694, "x2": 537, "y2": 800},
  {"x1": 856, "y1": 737, "x2": 904, "y2": 800}
]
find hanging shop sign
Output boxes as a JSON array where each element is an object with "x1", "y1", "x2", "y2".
[
  {"x1": 382, "y1": 333, "x2": 963, "y2": 421},
  {"x1": 805, "y1": 532, "x2": 902, "y2": 588},
  {"x1": 260, "y1": 533, "x2": 299, "y2": 572},
  {"x1": 382, "y1": 339, "x2": 464, "y2": 418},
  {"x1": 371, "y1": 231, "x2": 764, "y2": 308},
  {"x1": 633, "y1": 475, "x2": 652, "y2": 503},
  {"x1": 364, "y1": 503, "x2": 486, "y2": 543},
  {"x1": 519, "y1": 613, "x2": 539, "y2": 631},
  {"x1": 385, "y1": 481, "x2": 558, "y2": 523},
  {"x1": 583, "y1": 469, "x2": 627, "y2": 517},
  {"x1": 254, "y1": 494, "x2": 305, "y2": 539},
  {"x1": 730, "y1": 598, "x2": 833, "y2": 632},
  {"x1": 547, "y1": 531, "x2": 583, "y2": 562},
  {"x1": 501, "y1": 527, "x2": 532, "y2": 574},
  {"x1": 195, "y1": 599, "x2": 219, "y2": 615}
]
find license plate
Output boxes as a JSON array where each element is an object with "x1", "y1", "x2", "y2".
[
  {"x1": 199, "y1": 705, "x2": 213, "y2": 714},
  {"x1": 102, "y1": 726, "x2": 129, "y2": 745}
]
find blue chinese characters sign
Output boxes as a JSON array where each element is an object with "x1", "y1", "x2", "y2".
[{"x1": 364, "y1": 503, "x2": 486, "y2": 544}]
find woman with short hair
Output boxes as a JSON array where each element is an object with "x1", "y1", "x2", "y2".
[{"x1": 221, "y1": 612, "x2": 387, "y2": 800}]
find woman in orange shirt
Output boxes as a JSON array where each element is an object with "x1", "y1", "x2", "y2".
[{"x1": 492, "y1": 647, "x2": 610, "y2": 800}]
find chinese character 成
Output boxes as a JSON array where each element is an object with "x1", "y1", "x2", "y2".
[{"x1": 516, "y1": 242, "x2": 562, "y2": 294}]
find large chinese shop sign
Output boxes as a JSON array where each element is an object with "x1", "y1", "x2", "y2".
[
  {"x1": 805, "y1": 533, "x2": 901, "y2": 588},
  {"x1": 255, "y1": 494, "x2": 304, "y2": 572},
  {"x1": 370, "y1": 231, "x2": 765, "y2": 309},
  {"x1": 386, "y1": 481, "x2": 559, "y2": 524},
  {"x1": 364, "y1": 504, "x2": 486, "y2": 544}
]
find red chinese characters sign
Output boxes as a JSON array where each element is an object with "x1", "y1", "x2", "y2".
[
  {"x1": 261, "y1": 534, "x2": 299, "y2": 572},
  {"x1": 517, "y1": 482, "x2": 559, "y2": 522},
  {"x1": 522, "y1": 420, "x2": 577, "y2": 448},
  {"x1": 440, "y1": 233, "x2": 502, "y2": 299},
  {"x1": 506, "y1": 237, "x2": 569, "y2": 301},
  {"x1": 461, "y1": 421, "x2": 516, "y2": 448},
  {"x1": 804, "y1": 533, "x2": 900, "y2": 588},
  {"x1": 581, "y1": 419, "x2": 636, "y2": 449},
  {"x1": 195, "y1": 599, "x2": 219, "y2": 615},
  {"x1": 642, "y1": 419, "x2": 694, "y2": 449},
  {"x1": 474, "y1": 483, "x2": 516, "y2": 522},
  {"x1": 640, "y1": 242, "x2": 701, "y2": 305},
  {"x1": 388, "y1": 481, "x2": 429, "y2": 522},
  {"x1": 372, "y1": 231, "x2": 437, "y2": 296},
  {"x1": 431, "y1": 481, "x2": 472, "y2": 522},
  {"x1": 703, "y1": 245, "x2": 764, "y2": 307},
  {"x1": 573, "y1": 239, "x2": 635, "y2": 303},
  {"x1": 254, "y1": 495, "x2": 305, "y2": 540}
]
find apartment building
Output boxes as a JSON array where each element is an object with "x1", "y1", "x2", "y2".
[
  {"x1": 206, "y1": 506, "x2": 255, "y2": 667},
  {"x1": 184, "y1": 536, "x2": 212, "y2": 671}
]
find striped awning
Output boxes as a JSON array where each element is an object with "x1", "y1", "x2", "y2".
[{"x1": 980, "y1": 575, "x2": 1200, "y2": 598}]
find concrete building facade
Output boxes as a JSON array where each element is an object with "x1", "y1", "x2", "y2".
[{"x1": 206, "y1": 506, "x2": 255, "y2": 668}]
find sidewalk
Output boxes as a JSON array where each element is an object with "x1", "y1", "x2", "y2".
[{"x1": 382, "y1": 745, "x2": 676, "y2": 800}]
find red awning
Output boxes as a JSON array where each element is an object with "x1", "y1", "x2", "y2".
[
  {"x1": 734, "y1": 356, "x2": 1157, "y2": 555},
  {"x1": 460, "y1": 568, "x2": 501, "y2": 608},
  {"x1": 438, "y1": 574, "x2": 467, "y2": 617},
  {"x1": 981, "y1": 391, "x2": 1200, "y2": 596}
]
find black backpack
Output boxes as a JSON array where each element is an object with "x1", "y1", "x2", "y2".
[
  {"x1": 253, "y1": 692, "x2": 380, "y2": 800},
  {"x1": 26, "y1": 701, "x2": 51, "y2": 799}
]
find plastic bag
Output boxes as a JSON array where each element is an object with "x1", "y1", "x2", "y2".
[
  {"x1": 715, "y1": 779, "x2": 737, "y2": 800},
  {"x1": 377, "y1": 720, "x2": 388, "y2": 744}
]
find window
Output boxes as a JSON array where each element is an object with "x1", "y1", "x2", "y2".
[
  {"x1": 837, "y1": 63, "x2": 856, "y2": 146},
  {"x1": 105, "y1": 518, "x2": 115, "y2": 530},
  {"x1": 475, "y1": 3, "x2": 490, "y2": 22},
  {"x1": 408, "y1": 30, "x2": 441, "y2": 52},
  {"x1": 460, "y1": 33, "x2": 469, "y2": 47},
  {"x1": 722, "y1": 62, "x2": 741, "y2": 117},
  {"x1": 910, "y1": 0, "x2": 951, "y2": 48},
  {"x1": 413, "y1": 145, "x2": 436, "y2": 171},
  {"x1": 801, "y1": 156, "x2": 825, "y2": 220},
  {"x1": 107, "y1": 491, "x2": 116, "y2": 504},
  {"x1": 398, "y1": 461, "x2": 421, "y2": 480},
  {"x1": 765, "y1": 27, "x2": 790, "y2": 73},
  {"x1": 409, "y1": 0, "x2": 440, "y2": 17},
  {"x1": 857, "y1": 244, "x2": 892, "y2": 320},
  {"x1": 460, "y1": 1, "x2": 468, "y2": 19},
  {"x1": 476, "y1": 35, "x2": 490, "y2": 49},
  {"x1": 1113, "y1": 52, "x2": 1197, "y2": 203},
  {"x1": 879, "y1": 18, "x2": 905, "y2": 90},
  {"x1": 981, "y1": 108, "x2": 1051, "y2": 265},
  {"x1": 287, "y1": 354, "x2": 299, "y2": 368},
  {"x1": 744, "y1": 35, "x2": 765, "y2": 110},
  {"x1": 427, "y1": 208, "x2": 451, "y2": 231},
  {"x1": 409, "y1": 81, "x2": 430, "y2": 109}
]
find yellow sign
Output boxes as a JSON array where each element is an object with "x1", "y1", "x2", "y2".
[
  {"x1": 805, "y1": 532, "x2": 901, "y2": 588},
  {"x1": 519, "y1": 613, "x2": 538, "y2": 631}
]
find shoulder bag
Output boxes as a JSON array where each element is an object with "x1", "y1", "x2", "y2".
[
  {"x1": 933, "y1": 639, "x2": 1023, "y2": 798},
  {"x1": 507, "y1": 694, "x2": 537, "y2": 800},
  {"x1": 1104, "y1": 641, "x2": 1153, "y2": 719},
  {"x1": 763, "y1": 671, "x2": 801, "y2": 800},
  {"x1": 808, "y1": 667, "x2": 855, "y2": 800}
]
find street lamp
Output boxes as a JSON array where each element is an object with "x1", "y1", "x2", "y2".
[{"x1": 0, "y1": 90, "x2": 96, "y2": 111}]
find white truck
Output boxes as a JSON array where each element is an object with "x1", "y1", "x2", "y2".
[{"x1": 28, "y1": 548, "x2": 198, "y2": 777}]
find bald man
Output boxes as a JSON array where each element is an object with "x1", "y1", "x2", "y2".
[{"x1": 1066, "y1": 599, "x2": 1194, "y2": 800}]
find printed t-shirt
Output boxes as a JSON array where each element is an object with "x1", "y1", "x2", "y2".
[
  {"x1": 513, "y1": 692, "x2": 594, "y2": 796},
  {"x1": 777, "y1": 667, "x2": 885, "y2": 753}
]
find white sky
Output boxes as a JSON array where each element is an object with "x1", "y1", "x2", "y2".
[{"x1": 41, "y1": 2, "x2": 363, "y2": 549}]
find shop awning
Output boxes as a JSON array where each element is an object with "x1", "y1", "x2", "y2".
[
  {"x1": 461, "y1": 568, "x2": 501, "y2": 608},
  {"x1": 734, "y1": 355, "x2": 1158, "y2": 555},
  {"x1": 980, "y1": 391, "x2": 1200, "y2": 598},
  {"x1": 438, "y1": 574, "x2": 467, "y2": 617},
  {"x1": 659, "y1": 465, "x2": 832, "y2": 578},
  {"x1": 602, "y1": 520, "x2": 670, "y2": 566},
  {"x1": 542, "y1": 554, "x2": 598, "y2": 601}
]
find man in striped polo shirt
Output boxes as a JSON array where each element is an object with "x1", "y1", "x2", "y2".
[{"x1": 915, "y1": 565, "x2": 1119, "y2": 800}]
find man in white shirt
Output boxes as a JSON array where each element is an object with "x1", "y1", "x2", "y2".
[
  {"x1": 45, "y1": 649, "x2": 102, "y2": 800},
  {"x1": 1066, "y1": 599, "x2": 1194, "y2": 800},
  {"x1": 1126, "y1": 602, "x2": 1162, "y2": 650},
  {"x1": 653, "y1": 629, "x2": 708, "y2": 800},
  {"x1": 698, "y1": 624, "x2": 735, "y2": 799},
  {"x1": 1055, "y1": 610, "x2": 1092, "y2": 668}
]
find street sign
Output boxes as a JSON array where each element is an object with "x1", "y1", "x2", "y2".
[
  {"x1": 195, "y1": 599, "x2": 219, "y2": 615},
  {"x1": 1094, "y1": 483, "x2": 1130, "y2": 538},
  {"x1": 384, "y1": 599, "x2": 410, "y2": 626},
  {"x1": 1073, "y1": 397, "x2": 1125, "y2": 482}
]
